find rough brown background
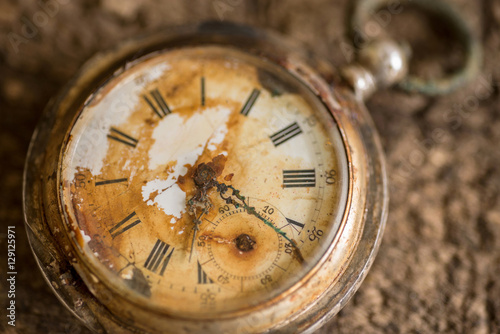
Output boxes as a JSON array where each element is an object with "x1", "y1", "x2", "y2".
[{"x1": 1, "y1": 0, "x2": 500, "y2": 333}]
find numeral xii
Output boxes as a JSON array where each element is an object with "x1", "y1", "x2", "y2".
[
  {"x1": 283, "y1": 169, "x2": 316, "y2": 188},
  {"x1": 143, "y1": 89, "x2": 171, "y2": 119}
]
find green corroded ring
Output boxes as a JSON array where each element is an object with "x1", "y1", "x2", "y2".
[{"x1": 351, "y1": 0, "x2": 482, "y2": 95}]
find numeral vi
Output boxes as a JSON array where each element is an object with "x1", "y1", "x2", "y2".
[{"x1": 144, "y1": 239, "x2": 175, "y2": 276}]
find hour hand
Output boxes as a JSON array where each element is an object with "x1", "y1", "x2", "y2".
[{"x1": 188, "y1": 210, "x2": 206, "y2": 262}]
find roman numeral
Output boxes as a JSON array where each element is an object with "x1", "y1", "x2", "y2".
[
  {"x1": 143, "y1": 89, "x2": 171, "y2": 119},
  {"x1": 107, "y1": 128, "x2": 138, "y2": 148},
  {"x1": 144, "y1": 239, "x2": 175, "y2": 276},
  {"x1": 240, "y1": 88, "x2": 260, "y2": 116},
  {"x1": 201, "y1": 77, "x2": 206, "y2": 106},
  {"x1": 197, "y1": 261, "x2": 213, "y2": 284},
  {"x1": 270, "y1": 122, "x2": 302, "y2": 146},
  {"x1": 95, "y1": 178, "x2": 128, "y2": 186},
  {"x1": 283, "y1": 169, "x2": 316, "y2": 188},
  {"x1": 109, "y1": 212, "x2": 141, "y2": 238},
  {"x1": 286, "y1": 217, "x2": 305, "y2": 230}
]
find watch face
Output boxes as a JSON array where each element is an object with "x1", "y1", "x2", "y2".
[{"x1": 60, "y1": 45, "x2": 349, "y2": 316}]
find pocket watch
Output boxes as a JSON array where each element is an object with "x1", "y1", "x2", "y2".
[{"x1": 23, "y1": 1, "x2": 480, "y2": 333}]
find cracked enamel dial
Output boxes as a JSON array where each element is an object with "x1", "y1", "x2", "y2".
[{"x1": 60, "y1": 46, "x2": 349, "y2": 316}]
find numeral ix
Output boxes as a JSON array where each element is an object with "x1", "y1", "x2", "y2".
[{"x1": 95, "y1": 178, "x2": 127, "y2": 186}]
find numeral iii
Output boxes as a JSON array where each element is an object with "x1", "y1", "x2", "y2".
[{"x1": 283, "y1": 169, "x2": 316, "y2": 188}]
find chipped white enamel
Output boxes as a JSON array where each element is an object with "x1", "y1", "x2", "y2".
[
  {"x1": 142, "y1": 106, "x2": 231, "y2": 218},
  {"x1": 68, "y1": 62, "x2": 170, "y2": 177}
]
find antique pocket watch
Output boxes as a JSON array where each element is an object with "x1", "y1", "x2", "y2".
[{"x1": 23, "y1": 1, "x2": 480, "y2": 333}]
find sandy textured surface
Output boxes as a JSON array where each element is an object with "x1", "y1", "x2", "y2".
[{"x1": 1, "y1": 0, "x2": 500, "y2": 333}]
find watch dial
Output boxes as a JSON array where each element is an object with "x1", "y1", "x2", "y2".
[{"x1": 60, "y1": 46, "x2": 349, "y2": 315}]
